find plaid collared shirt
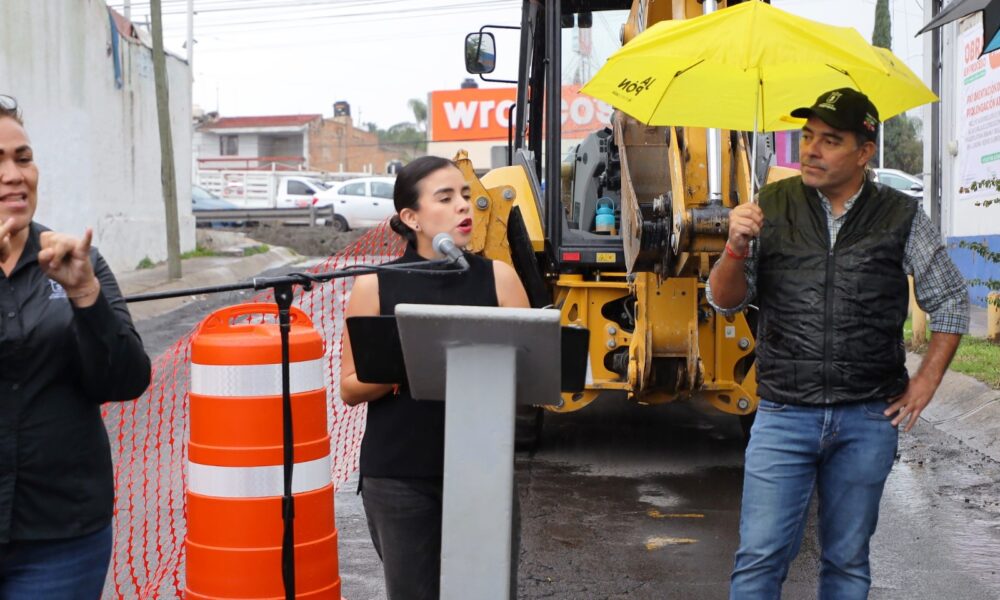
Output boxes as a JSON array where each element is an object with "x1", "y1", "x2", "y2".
[{"x1": 707, "y1": 184, "x2": 970, "y2": 335}]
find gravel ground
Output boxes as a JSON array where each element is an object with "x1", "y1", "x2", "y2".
[{"x1": 226, "y1": 223, "x2": 370, "y2": 257}]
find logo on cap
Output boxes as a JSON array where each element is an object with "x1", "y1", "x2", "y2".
[
  {"x1": 818, "y1": 91, "x2": 843, "y2": 111},
  {"x1": 863, "y1": 113, "x2": 878, "y2": 133}
]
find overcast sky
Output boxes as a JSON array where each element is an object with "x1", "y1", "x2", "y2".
[{"x1": 109, "y1": 0, "x2": 931, "y2": 128}]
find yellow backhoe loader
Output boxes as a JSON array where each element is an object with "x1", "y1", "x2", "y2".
[{"x1": 460, "y1": 0, "x2": 774, "y2": 440}]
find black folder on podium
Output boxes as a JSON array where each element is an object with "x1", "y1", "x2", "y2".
[{"x1": 346, "y1": 315, "x2": 589, "y2": 393}]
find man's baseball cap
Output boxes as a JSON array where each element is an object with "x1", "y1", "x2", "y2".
[{"x1": 791, "y1": 88, "x2": 880, "y2": 143}]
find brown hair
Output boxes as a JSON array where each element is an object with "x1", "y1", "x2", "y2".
[{"x1": 388, "y1": 155, "x2": 457, "y2": 247}]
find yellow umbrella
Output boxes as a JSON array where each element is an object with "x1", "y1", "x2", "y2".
[{"x1": 580, "y1": 0, "x2": 937, "y2": 131}]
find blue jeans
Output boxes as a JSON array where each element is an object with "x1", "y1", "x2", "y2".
[
  {"x1": 730, "y1": 399, "x2": 898, "y2": 600},
  {"x1": 0, "y1": 524, "x2": 113, "y2": 600}
]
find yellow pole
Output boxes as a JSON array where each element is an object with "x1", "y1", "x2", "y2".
[
  {"x1": 988, "y1": 292, "x2": 1000, "y2": 344},
  {"x1": 909, "y1": 276, "x2": 928, "y2": 349}
]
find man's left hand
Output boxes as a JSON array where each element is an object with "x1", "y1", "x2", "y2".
[{"x1": 885, "y1": 373, "x2": 937, "y2": 432}]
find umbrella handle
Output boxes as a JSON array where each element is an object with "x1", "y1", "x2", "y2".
[{"x1": 750, "y1": 76, "x2": 761, "y2": 201}]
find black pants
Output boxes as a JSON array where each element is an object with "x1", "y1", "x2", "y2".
[{"x1": 361, "y1": 476, "x2": 520, "y2": 600}]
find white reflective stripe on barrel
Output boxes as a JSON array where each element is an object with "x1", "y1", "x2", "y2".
[
  {"x1": 190, "y1": 358, "x2": 325, "y2": 397},
  {"x1": 188, "y1": 455, "x2": 332, "y2": 498}
]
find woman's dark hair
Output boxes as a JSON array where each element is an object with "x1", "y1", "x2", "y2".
[{"x1": 388, "y1": 155, "x2": 457, "y2": 247}]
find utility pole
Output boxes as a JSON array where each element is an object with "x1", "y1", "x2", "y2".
[
  {"x1": 186, "y1": 0, "x2": 194, "y2": 69},
  {"x1": 151, "y1": 0, "x2": 182, "y2": 279},
  {"x1": 124, "y1": 0, "x2": 131, "y2": 20},
  {"x1": 187, "y1": 0, "x2": 196, "y2": 186}
]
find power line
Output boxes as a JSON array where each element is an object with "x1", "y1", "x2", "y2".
[
  {"x1": 125, "y1": 0, "x2": 518, "y2": 38},
  {"x1": 112, "y1": 0, "x2": 516, "y2": 18}
]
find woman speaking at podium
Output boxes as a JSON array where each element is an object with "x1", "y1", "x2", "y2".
[{"x1": 340, "y1": 155, "x2": 529, "y2": 600}]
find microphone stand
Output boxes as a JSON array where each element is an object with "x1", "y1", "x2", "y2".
[{"x1": 126, "y1": 259, "x2": 466, "y2": 600}]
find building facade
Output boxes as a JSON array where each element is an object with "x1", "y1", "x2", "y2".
[
  {"x1": 194, "y1": 107, "x2": 407, "y2": 175},
  {"x1": 0, "y1": 2, "x2": 194, "y2": 272}
]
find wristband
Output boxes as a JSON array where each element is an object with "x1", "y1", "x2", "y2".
[{"x1": 725, "y1": 242, "x2": 749, "y2": 260}]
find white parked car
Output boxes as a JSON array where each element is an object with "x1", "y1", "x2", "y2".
[
  {"x1": 315, "y1": 176, "x2": 396, "y2": 232},
  {"x1": 873, "y1": 168, "x2": 923, "y2": 200}
]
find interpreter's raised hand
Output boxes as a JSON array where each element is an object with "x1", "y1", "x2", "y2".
[
  {"x1": 0, "y1": 218, "x2": 13, "y2": 264},
  {"x1": 884, "y1": 372, "x2": 937, "y2": 432},
  {"x1": 728, "y1": 202, "x2": 764, "y2": 256},
  {"x1": 38, "y1": 228, "x2": 101, "y2": 304}
]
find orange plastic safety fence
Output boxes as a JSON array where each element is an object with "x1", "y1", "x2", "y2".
[{"x1": 101, "y1": 223, "x2": 406, "y2": 598}]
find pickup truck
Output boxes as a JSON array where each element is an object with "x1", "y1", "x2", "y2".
[{"x1": 197, "y1": 170, "x2": 330, "y2": 210}]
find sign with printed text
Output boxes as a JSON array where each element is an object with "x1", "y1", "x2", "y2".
[
  {"x1": 957, "y1": 15, "x2": 1000, "y2": 203},
  {"x1": 429, "y1": 85, "x2": 613, "y2": 142}
]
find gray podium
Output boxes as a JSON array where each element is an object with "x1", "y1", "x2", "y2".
[{"x1": 395, "y1": 304, "x2": 562, "y2": 600}]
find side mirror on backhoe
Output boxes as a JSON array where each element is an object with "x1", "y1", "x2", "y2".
[{"x1": 464, "y1": 32, "x2": 496, "y2": 74}]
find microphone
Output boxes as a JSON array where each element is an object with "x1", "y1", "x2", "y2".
[{"x1": 432, "y1": 233, "x2": 470, "y2": 270}]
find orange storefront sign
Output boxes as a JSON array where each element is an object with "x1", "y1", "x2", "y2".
[{"x1": 429, "y1": 85, "x2": 612, "y2": 142}]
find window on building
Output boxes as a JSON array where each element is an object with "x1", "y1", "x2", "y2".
[
  {"x1": 371, "y1": 182, "x2": 394, "y2": 199},
  {"x1": 219, "y1": 135, "x2": 239, "y2": 156},
  {"x1": 788, "y1": 130, "x2": 801, "y2": 164},
  {"x1": 340, "y1": 182, "x2": 366, "y2": 196},
  {"x1": 287, "y1": 180, "x2": 311, "y2": 195}
]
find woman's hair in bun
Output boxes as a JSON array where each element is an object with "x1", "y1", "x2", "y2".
[{"x1": 389, "y1": 156, "x2": 457, "y2": 247}]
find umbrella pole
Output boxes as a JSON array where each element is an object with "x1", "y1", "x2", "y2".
[
  {"x1": 750, "y1": 77, "x2": 760, "y2": 201},
  {"x1": 879, "y1": 122, "x2": 885, "y2": 167}
]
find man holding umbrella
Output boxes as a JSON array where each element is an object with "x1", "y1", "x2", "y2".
[{"x1": 708, "y1": 88, "x2": 969, "y2": 598}]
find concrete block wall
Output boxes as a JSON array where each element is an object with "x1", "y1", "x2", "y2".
[{"x1": 308, "y1": 119, "x2": 405, "y2": 173}]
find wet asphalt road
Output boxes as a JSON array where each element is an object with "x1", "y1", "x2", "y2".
[
  {"x1": 134, "y1": 268, "x2": 1000, "y2": 600},
  {"x1": 515, "y1": 397, "x2": 1000, "y2": 600}
]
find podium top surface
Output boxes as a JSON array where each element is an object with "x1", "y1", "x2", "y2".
[{"x1": 394, "y1": 304, "x2": 562, "y2": 404}]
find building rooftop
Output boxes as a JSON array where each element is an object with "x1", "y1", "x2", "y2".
[{"x1": 200, "y1": 114, "x2": 323, "y2": 130}]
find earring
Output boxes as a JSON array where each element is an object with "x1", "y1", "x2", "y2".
[{"x1": 414, "y1": 224, "x2": 420, "y2": 231}]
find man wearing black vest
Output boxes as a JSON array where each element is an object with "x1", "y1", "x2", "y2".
[{"x1": 709, "y1": 88, "x2": 969, "y2": 599}]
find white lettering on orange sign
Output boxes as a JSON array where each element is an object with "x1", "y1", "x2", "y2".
[{"x1": 431, "y1": 85, "x2": 612, "y2": 142}]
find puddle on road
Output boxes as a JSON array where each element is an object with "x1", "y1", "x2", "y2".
[
  {"x1": 637, "y1": 482, "x2": 686, "y2": 509},
  {"x1": 884, "y1": 459, "x2": 1000, "y2": 582}
]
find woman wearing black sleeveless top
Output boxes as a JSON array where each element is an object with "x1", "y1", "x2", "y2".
[{"x1": 340, "y1": 156, "x2": 529, "y2": 600}]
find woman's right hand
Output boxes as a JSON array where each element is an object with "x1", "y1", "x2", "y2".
[
  {"x1": 727, "y1": 203, "x2": 763, "y2": 255},
  {"x1": 0, "y1": 218, "x2": 13, "y2": 264}
]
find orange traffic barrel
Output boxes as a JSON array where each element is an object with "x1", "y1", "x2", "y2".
[{"x1": 185, "y1": 303, "x2": 341, "y2": 599}]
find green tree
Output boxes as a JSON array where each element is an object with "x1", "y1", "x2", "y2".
[
  {"x1": 375, "y1": 122, "x2": 426, "y2": 158},
  {"x1": 871, "y1": 0, "x2": 922, "y2": 173},
  {"x1": 884, "y1": 115, "x2": 923, "y2": 174},
  {"x1": 408, "y1": 98, "x2": 428, "y2": 132},
  {"x1": 872, "y1": 0, "x2": 891, "y2": 49}
]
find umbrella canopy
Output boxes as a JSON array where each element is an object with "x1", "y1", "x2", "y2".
[
  {"x1": 579, "y1": 0, "x2": 937, "y2": 132},
  {"x1": 918, "y1": 0, "x2": 1000, "y2": 55}
]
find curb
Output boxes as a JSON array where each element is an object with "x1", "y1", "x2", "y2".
[
  {"x1": 908, "y1": 353, "x2": 1000, "y2": 462},
  {"x1": 120, "y1": 246, "x2": 301, "y2": 322}
]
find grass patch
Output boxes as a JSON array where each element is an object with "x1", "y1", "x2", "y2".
[
  {"x1": 905, "y1": 317, "x2": 1000, "y2": 389},
  {"x1": 180, "y1": 245, "x2": 218, "y2": 260},
  {"x1": 242, "y1": 244, "x2": 269, "y2": 257},
  {"x1": 132, "y1": 244, "x2": 270, "y2": 271}
]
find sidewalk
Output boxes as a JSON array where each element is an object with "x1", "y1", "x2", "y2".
[
  {"x1": 117, "y1": 230, "x2": 302, "y2": 322},
  {"x1": 969, "y1": 303, "x2": 989, "y2": 337}
]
